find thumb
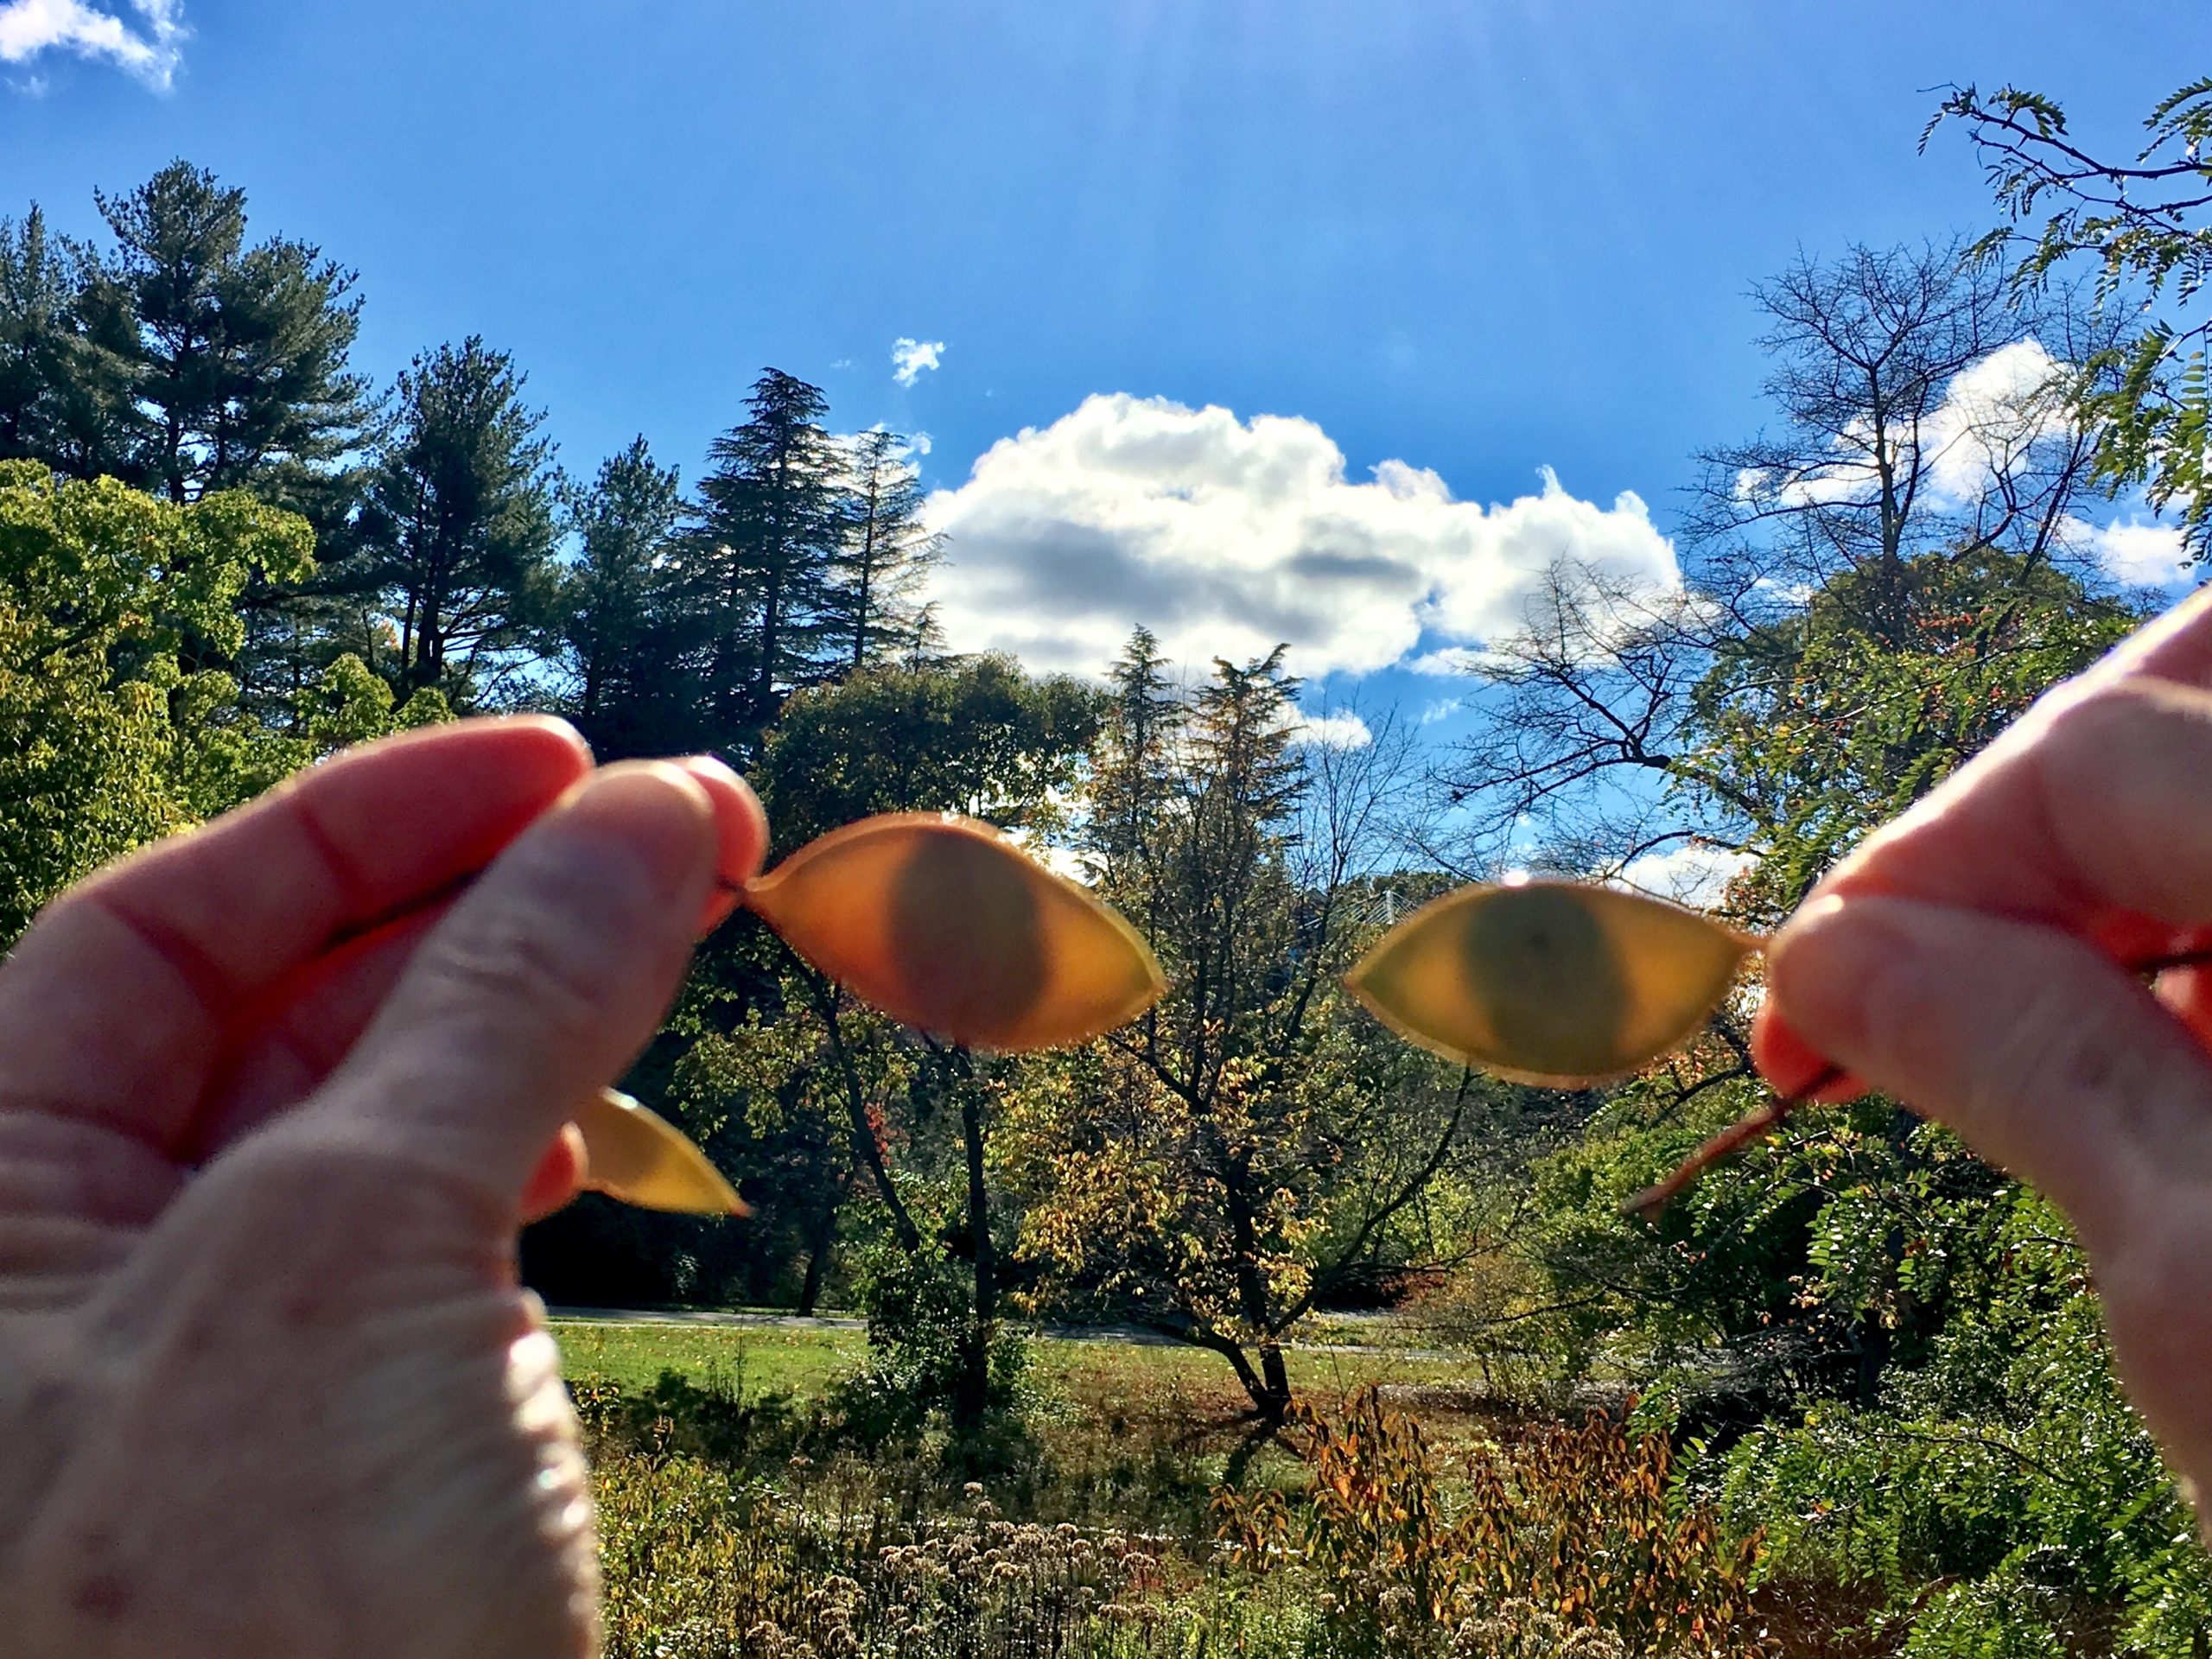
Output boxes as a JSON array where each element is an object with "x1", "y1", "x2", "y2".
[
  {"x1": 1765, "y1": 893, "x2": 2212, "y2": 1257},
  {"x1": 311, "y1": 760, "x2": 720, "y2": 1211}
]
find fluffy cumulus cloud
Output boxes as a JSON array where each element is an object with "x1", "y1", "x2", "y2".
[
  {"x1": 1923, "y1": 339, "x2": 2069, "y2": 502},
  {"x1": 924, "y1": 393, "x2": 1681, "y2": 679},
  {"x1": 891, "y1": 338, "x2": 944, "y2": 387},
  {"x1": 1, "y1": 0, "x2": 183, "y2": 88},
  {"x1": 2087, "y1": 519, "x2": 2193, "y2": 587}
]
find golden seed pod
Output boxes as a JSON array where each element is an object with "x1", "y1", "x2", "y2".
[
  {"x1": 573, "y1": 1088, "x2": 747, "y2": 1216},
  {"x1": 744, "y1": 813, "x2": 1166, "y2": 1052},
  {"x1": 1345, "y1": 880, "x2": 1755, "y2": 1086}
]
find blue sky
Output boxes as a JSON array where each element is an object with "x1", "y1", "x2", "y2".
[{"x1": 3, "y1": 0, "x2": 2199, "y2": 763}]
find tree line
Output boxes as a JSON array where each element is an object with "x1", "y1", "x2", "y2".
[{"x1": 0, "y1": 161, "x2": 943, "y2": 755}]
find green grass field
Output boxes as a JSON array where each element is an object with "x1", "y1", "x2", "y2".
[{"x1": 552, "y1": 1314, "x2": 1491, "y2": 1427}]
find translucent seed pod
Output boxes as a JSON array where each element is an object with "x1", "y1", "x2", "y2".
[
  {"x1": 573, "y1": 1088, "x2": 746, "y2": 1216},
  {"x1": 1345, "y1": 880, "x2": 1755, "y2": 1086},
  {"x1": 744, "y1": 813, "x2": 1166, "y2": 1052}
]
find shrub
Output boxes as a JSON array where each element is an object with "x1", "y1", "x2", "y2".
[{"x1": 1214, "y1": 1389, "x2": 1771, "y2": 1658}]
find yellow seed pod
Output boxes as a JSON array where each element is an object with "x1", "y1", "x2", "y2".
[
  {"x1": 574, "y1": 1088, "x2": 746, "y2": 1216},
  {"x1": 744, "y1": 813, "x2": 1166, "y2": 1051},
  {"x1": 1345, "y1": 880, "x2": 1755, "y2": 1086}
]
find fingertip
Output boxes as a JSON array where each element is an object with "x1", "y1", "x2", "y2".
[
  {"x1": 1750, "y1": 1000, "x2": 1863, "y2": 1103},
  {"x1": 560, "y1": 761, "x2": 721, "y2": 904},
  {"x1": 675, "y1": 754, "x2": 770, "y2": 932},
  {"x1": 522, "y1": 1122, "x2": 588, "y2": 1223}
]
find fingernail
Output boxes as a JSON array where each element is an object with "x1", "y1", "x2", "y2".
[{"x1": 561, "y1": 763, "x2": 717, "y2": 905}]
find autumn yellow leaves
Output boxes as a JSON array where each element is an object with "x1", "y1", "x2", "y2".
[{"x1": 577, "y1": 812, "x2": 1764, "y2": 1216}]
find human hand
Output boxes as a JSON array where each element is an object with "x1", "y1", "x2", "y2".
[
  {"x1": 1753, "y1": 584, "x2": 2212, "y2": 1516},
  {"x1": 0, "y1": 718, "x2": 766, "y2": 1659}
]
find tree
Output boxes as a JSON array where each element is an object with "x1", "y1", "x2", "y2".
[
  {"x1": 825, "y1": 427, "x2": 941, "y2": 673},
  {"x1": 1687, "y1": 241, "x2": 2118, "y2": 640},
  {"x1": 1446, "y1": 240, "x2": 2127, "y2": 895},
  {"x1": 0, "y1": 462, "x2": 442, "y2": 943},
  {"x1": 93, "y1": 162, "x2": 372, "y2": 508},
  {"x1": 1430, "y1": 246, "x2": 2154, "y2": 1427},
  {"x1": 0, "y1": 207, "x2": 134, "y2": 482},
  {"x1": 554, "y1": 435, "x2": 691, "y2": 758},
  {"x1": 1933, "y1": 79, "x2": 2212, "y2": 553},
  {"x1": 682, "y1": 369, "x2": 847, "y2": 746},
  {"x1": 1007, "y1": 636, "x2": 1474, "y2": 1446},
  {"x1": 353, "y1": 337, "x2": 561, "y2": 702},
  {"x1": 679, "y1": 658, "x2": 1102, "y2": 1427}
]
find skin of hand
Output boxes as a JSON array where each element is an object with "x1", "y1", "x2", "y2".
[
  {"x1": 1753, "y1": 582, "x2": 2212, "y2": 1520},
  {"x1": 0, "y1": 716, "x2": 766, "y2": 1659}
]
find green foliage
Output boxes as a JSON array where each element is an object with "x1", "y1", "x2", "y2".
[
  {"x1": 1935, "y1": 79, "x2": 2212, "y2": 553},
  {"x1": 829, "y1": 1241, "x2": 1031, "y2": 1447},
  {"x1": 756, "y1": 655, "x2": 1101, "y2": 845},
  {"x1": 0, "y1": 463, "x2": 442, "y2": 940},
  {"x1": 1709, "y1": 1188, "x2": 2212, "y2": 1654},
  {"x1": 1692, "y1": 548, "x2": 2139, "y2": 915}
]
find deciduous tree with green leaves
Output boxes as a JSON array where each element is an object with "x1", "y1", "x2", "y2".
[
  {"x1": 1933, "y1": 78, "x2": 2212, "y2": 554},
  {"x1": 0, "y1": 462, "x2": 443, "y2": 943},
  {"x1": 1002, "y1": 635, "x2": 1477, "y2": 1448}
]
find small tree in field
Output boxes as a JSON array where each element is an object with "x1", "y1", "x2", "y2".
[
  {"x1": 1003, "y1": 632, "x2": 1480, "y2": 1451},
  {"x1": 678, "y1": 657, "x2": 1101, "y2": 1431}
]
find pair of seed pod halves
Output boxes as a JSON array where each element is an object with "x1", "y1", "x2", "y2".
[{"x1": 585, "y1": 817, "x2": 1753, "y2": 1216}]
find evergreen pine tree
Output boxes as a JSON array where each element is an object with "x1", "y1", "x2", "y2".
[
  {"x1": 683, "y1": 368, "x2": 846, "y2": 743},
  {"x1": 826, "y1": 426, "x2": 941, "y2": 672},
  {"x1": 94, "y1": 162, "x2": 372, "y2": 506},
  {"x1": 0, "y1": 207, "x2": 136, "y2": 482},
  {"x1": 556, "y1": 435, "x2": 691, "y2": 757},
  {"x1": 353, "y1": 337, "x2": 560, "y2": 702}
]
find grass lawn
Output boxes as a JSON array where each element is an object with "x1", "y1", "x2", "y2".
[{"x1": 552, "y1": 1314, "x2": 1493, "y2": 1429}]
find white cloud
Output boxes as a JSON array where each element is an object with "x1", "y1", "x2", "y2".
[
  {"x1": 923, "y1": 393, "x2": 1681, "y2": 680},
  {"x1": 1418, "y1": 696, "x2": 1462, "y2": 725},
  {"x1": 2085, "y1": 518, "x2": 2194, "y2": 588},
  {"x1": 1745, "y1": 340, "x2": 2072, "y2": 515},
  {"x1": 1287, "y1": 709, "x2": 1374, "y2": 749},
  {"x1": 1613, "y1": 842, "x2": 1751, "y2": 909},
  {"x1": 1408, "y1": 645, "x2": 1500, "y2": 677},
  {"x1": 0, "y1": 0, "x2": 184, "y2": 88},
  {"x1": 1924, "y1": 339, "x2": 2070, "y2": 503},
  {"x1": 891, "y1": 338, "x2": 944, "y2": 387}
]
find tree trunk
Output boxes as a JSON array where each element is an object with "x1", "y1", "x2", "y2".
[
  {"x1": 794, "y1": 1165, "x2": 842, "y2": 1318},
  {"x1": 952, "y1": 1068, "x2": 996, "y2": 1434}
]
